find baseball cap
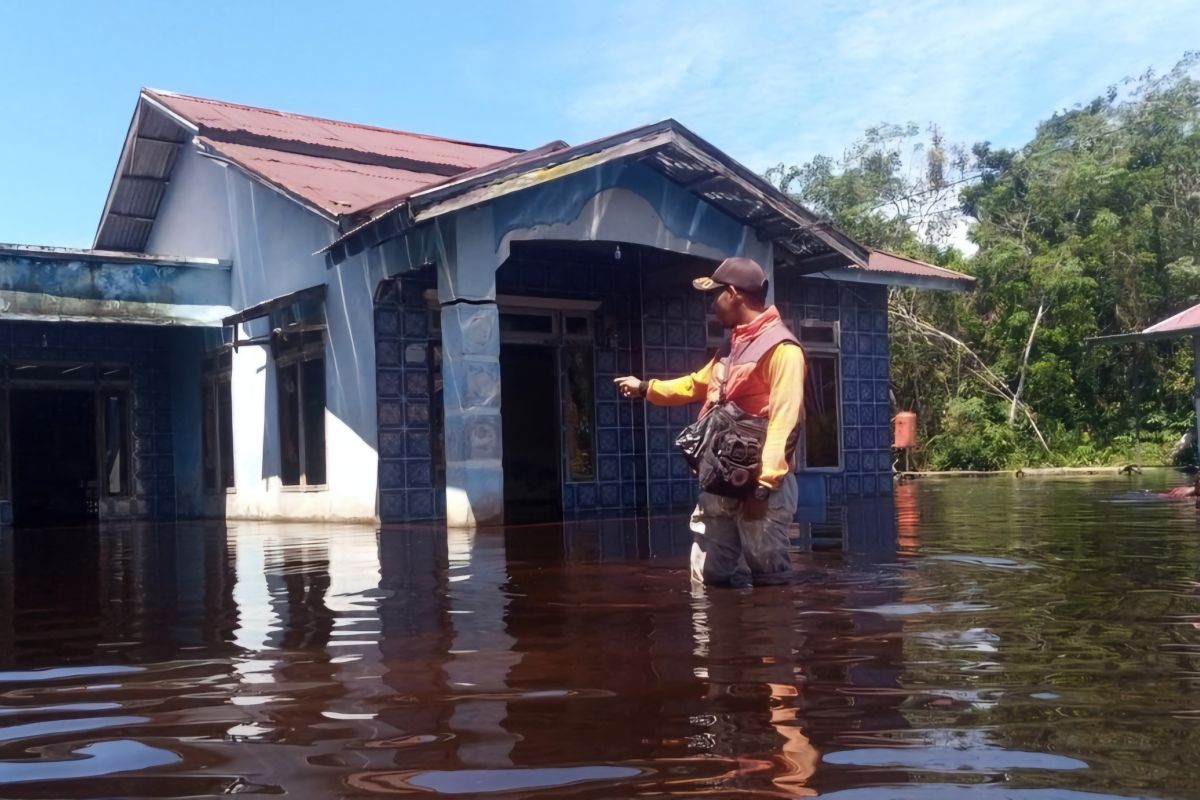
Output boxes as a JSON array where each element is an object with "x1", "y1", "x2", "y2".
[{"x1": 692, "y1": 257, "x2": 768, "y2": 294}]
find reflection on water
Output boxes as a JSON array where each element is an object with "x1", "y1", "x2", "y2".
[{"x1": 0, "y1": 475, "x2": 1199, "y2": 797}]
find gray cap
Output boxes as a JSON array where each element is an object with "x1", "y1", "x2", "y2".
[{"x1": 692, "y1": 256, "x2": 768, "y2": 294}]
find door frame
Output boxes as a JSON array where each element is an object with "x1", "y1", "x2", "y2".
[
  {"x1": 0, "y1": 360, "x2": 134, "y2": 520},
  {"x1": 499, "y1": 341, "x2": 564, "y2": 521}
]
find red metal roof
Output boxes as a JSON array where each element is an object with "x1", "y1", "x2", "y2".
[
  {"x1": 865, "y1": 249, "x2": 974, "y2": 284},
  {"x1": 144, "y1": 89, "x2": 523, "y2": 218},
  {"x1": 1142, "y1": 303, "x2": 1200, "y2": 336},
  {"x1": 1090, "y1": 301, "x2": 1200, "y2": 345},
  {"x1": 199, "y1": 139, "x2": 444, "y2": 217}
]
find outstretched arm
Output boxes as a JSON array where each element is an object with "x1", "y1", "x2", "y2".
[{"x1": 614, "y1": 359, "x2": 715, "y2": 406}]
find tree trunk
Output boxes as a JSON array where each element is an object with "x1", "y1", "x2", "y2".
[{"x1": 1009, "y1": 300, "x2": 1047, "y2": 425}]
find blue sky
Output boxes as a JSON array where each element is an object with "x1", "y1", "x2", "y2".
[{"x1": 1, "y1": 0, "x2": 1197, "y2": 248}]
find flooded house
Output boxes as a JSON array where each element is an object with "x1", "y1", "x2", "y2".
[{"x1": 0, "y1": 89, "x2": 971, "y2": 527}]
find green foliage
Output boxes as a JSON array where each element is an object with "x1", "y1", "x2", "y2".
[
  {"x1": 768, "y1": 54, "x2": 1200, "y2": 470},
  {"x1": 927, "y1": 397, "x2": 1021, "y2": 470}
]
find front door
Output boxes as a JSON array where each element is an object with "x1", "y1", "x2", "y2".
[
  {"x1": 10, "y1": 389, "x2": 98, "y2": 526},
  {"x1": 500, "y1": 343, "x2": 562, "y2": 524}
]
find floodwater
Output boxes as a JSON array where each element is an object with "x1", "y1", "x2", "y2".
[{"x1": 1, "y1": 475, "x2": 1200, "y2": 798}]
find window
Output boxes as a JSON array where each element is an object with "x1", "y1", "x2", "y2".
[
  {"x1": 202, "y1": 350, "x2": 234, "y2": 492},
  {"x1": 563, "y1": 314, "x2": 592, "y2": 342},
  {"x1": 95, "y1": 366, "x2": 132, "y2": 497},
  {"x1": 499, "y1": 310, "x2": 556, "y2": 342},
  {"x1": 563, "y1": 346, "x2": 595, "y2": 480},
  {"x1": 100, "y1": 390, "x2": 129, "y2": 496},
  {"x1": 275, "y1": 330, "x2": 326, "y2": 487},
  {"x1": 799, "y1": 321, "x2": 841, "y2": 470}
]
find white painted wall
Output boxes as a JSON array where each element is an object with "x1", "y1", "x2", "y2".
[
  {"x1": 145, "y1": 148, "x2": 233, "y2": 261},
  {"x1": 148, "y1": 145, "x2": 382, "y2": 522}
]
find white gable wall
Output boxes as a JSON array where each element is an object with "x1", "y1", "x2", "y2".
[
  {"x1": 145, "y1": 147, "x2": 234, "y2": 261},
  {"x1": 147, "y1": 144, "x2": 381, "y2": 522}
]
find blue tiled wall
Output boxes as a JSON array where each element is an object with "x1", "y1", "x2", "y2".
[
  {"x1": 374, "y1": 274, "x2": 441, "y2": 523},
  {"x1": 640, "y1": 292, "x2": 712, "y2": 512},
  {"x1": 0, "y1": 320, "x2": 177, "y2": 520},
  {"x1": 373, "y1": 263, "x2": 893, "y2": 523},
  {"x1": 497, "y1": 258, "x2": 646, "y2": 519},
  {"x1": 775, "y1": 275, "x2": 893, "y2": 501}
]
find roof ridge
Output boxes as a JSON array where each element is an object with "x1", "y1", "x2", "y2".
[{"x1": 144, "y1": 88, "x2": 523, "y2": 153}]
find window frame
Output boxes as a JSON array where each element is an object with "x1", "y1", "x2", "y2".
[
  {"x1": 0, "y1": 360, "x2": 134, "y2": 500},
  {"x1": 201, "y1": 348, "x2": 235, "y2": 494},
  {"x1": 97, "y1": 384, "x2": 132, "y2": 498},
  {"x1": 274, "y1": 330, "x2": 327, "y2": 490},
  {"x1": 797, "y1": 320, "x2": 843, "y2": 473}
]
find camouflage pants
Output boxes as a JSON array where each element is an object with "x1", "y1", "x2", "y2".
[{"x1": 689, "y1": 473, "x2": 797, "y2": 586}]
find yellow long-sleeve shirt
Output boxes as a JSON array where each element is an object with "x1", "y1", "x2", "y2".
[{"x1": 645, "y1": 343, "x2": 805, "y2": 489}]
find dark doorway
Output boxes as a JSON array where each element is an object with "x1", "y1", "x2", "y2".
[
  {"x1": 10, "y1": 389, "x2": 98, "y2": 526},
  {"x1": 500, "y1": 344, "x2": 562, "y2": 524}
]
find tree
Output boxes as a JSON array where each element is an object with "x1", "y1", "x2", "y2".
[{"x1": 766, "y1": 53, "x2": 1200, "y2": 468}]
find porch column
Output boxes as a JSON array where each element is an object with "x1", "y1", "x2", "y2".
[{"x1": 438, "y1": 208, "x2": 504, "y2": 528}]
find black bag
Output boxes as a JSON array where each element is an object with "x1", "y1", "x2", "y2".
[
  {"x1": 672, "y1": 320, "x2": 800, "y2": 499},
  {"x1": 674, "y1": 401, "x2": 767, "y2": 499}
]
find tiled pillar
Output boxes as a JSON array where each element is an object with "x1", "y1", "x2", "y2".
[
  {"x1": 439, "y1": 208, "x2": 504, "y2": 528},
  {"x1": 440, "y1": 303, "x2": 503, "y2": 527}
]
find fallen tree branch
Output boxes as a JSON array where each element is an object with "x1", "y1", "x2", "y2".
[
  {"x1": 889, "y1": 301, "x2": 1051, "y2": 453},
  {"x1": 1010, "y1": 299, "x2": 1047, "y2": 425}
]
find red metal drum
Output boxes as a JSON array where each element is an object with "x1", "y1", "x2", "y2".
[{"x1": 893, "y1": 411, "x2": 917, "y2": 449}]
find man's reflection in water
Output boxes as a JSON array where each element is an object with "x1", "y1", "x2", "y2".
[
  {"x1": 687, "y1": 498, "x2": 907, "y2": 796},
  {"x1": 690, "y1": 582, "x2": 818, "y2": 795},
  {"x1": 352, "y1": 509, "x2": 906, "y2": 796}
]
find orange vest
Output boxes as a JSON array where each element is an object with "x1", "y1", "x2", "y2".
[{"x1": 700, "y1": 306, "x2": 801, "y2": 420}]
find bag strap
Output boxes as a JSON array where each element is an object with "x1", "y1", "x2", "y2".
[
  {"x1": 719, "y1": 324, "x2": 800, "y2": 403},
  {"x1": 715, "y1": 339, "x2": 732, "y2": 404}
]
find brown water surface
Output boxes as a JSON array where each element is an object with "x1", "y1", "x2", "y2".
[{"x1": 1, "y1": 475, "x2": 1199, "y2": 798}]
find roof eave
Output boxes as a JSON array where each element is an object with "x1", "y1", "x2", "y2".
[
  {"x1": 1088, "y1": 328, "x2": 1200, "y2": 345},
  {"x1": 91, "y1": 98, "x2": 146, "y2": 250},
  {"x1": 322, "y1": 119, "x2": 872, "y2": 272},
  {"x1": 812, "y1": 266, "x2": 974, "y2": 292},
  {"x1": 93, "y1": 90, "x2": 198, "y2": 252}
]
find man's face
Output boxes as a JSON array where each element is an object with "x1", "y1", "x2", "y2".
[{"x1": 710, "y1": 284, "x2": 740, "y2": 328}]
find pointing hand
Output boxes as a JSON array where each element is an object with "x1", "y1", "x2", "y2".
[{"x1": 613, "y1": 376, "x2": 643, "y2": 399}]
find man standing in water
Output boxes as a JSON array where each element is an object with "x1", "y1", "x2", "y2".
[{"x1": 615, "y1": 257, "x2": 805, "y2": 587}]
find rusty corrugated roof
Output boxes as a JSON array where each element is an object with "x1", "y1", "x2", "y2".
[
  {"x1": 147, "y1": 90, "x2": 521, "y2": 174},
  {"x1": 96, "y1": 89, "x2": 528, "y2": 250},
  {"x1": 1142, "y1": 303, "x2": 1200, "y2": 336},
  {"x1": 1089, "y1": 302, "x2": 1200, "y2": 345},
  {"x1": 865, "y1": 249, "x2": 974, "y2": 284},
  {"x1": 197, "y1": 138, "x2": 450, "y2": 217}
]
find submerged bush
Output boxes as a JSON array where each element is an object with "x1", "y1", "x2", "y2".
[{"x1": 926, "y1": 397, "x2": 1020, "y2": 471}]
